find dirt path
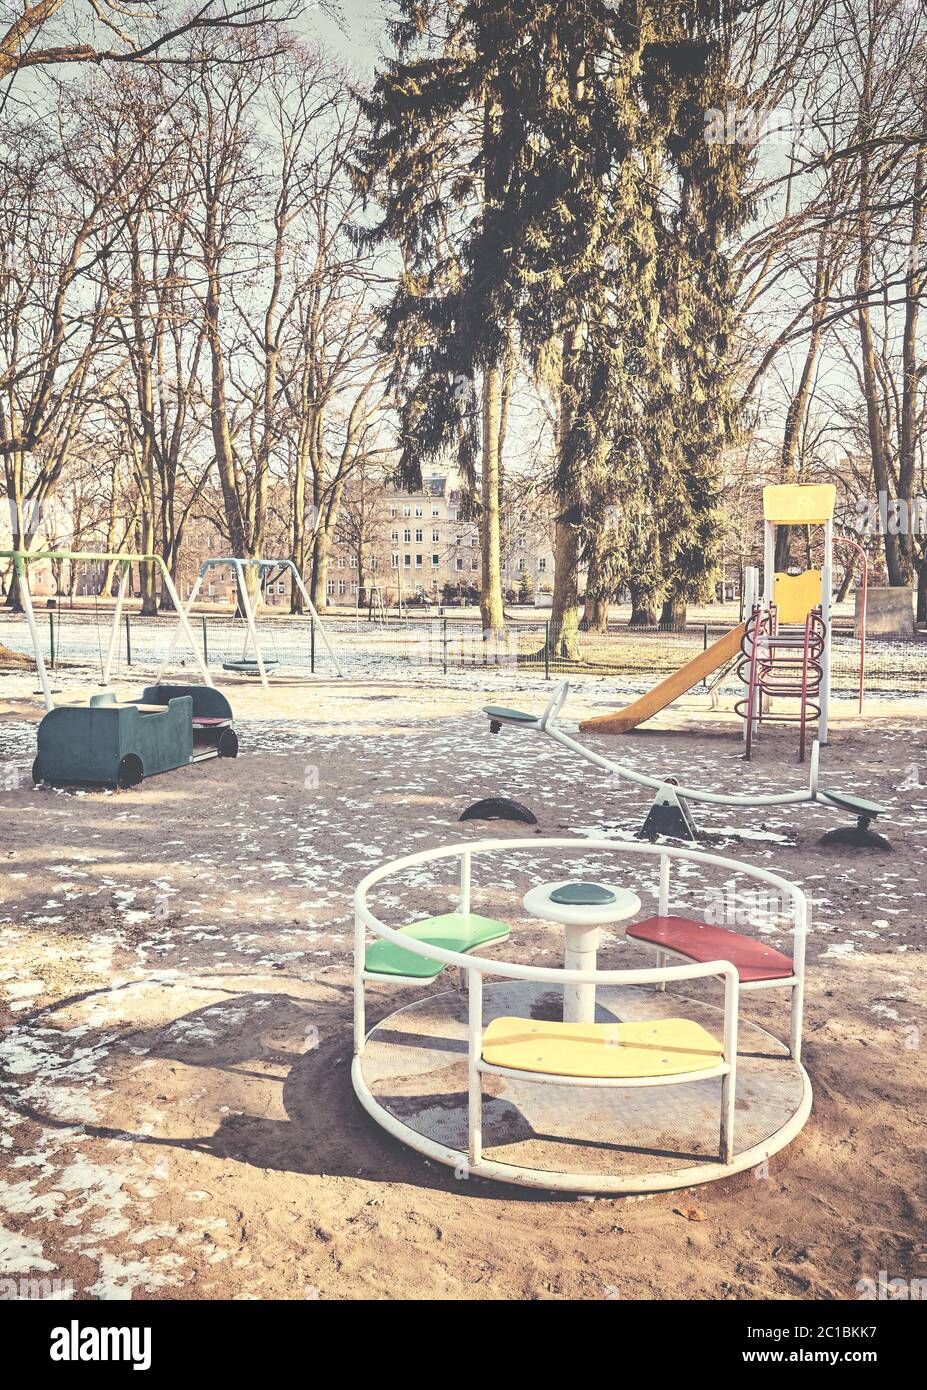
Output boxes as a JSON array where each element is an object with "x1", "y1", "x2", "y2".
[{"x1": 0, "y1": 675, "x2": 924, "y2": 1299}]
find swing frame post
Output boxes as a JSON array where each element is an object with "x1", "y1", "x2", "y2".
[
  {"x1": 13, "y1": 553, "x2": 54, "y2": 710},
  {"x1": 102, "y1": 560, "x2": 131, "y2": 686},
  {"x1": 158, "y1": 568, "x2": 206, "y2": 679},
  {"x1": 233, "y1": 559, "x2": 269, "y2": 690}
]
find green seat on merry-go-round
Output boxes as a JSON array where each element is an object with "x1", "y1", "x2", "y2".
[{"x1": 363, "y1": 912, "x2": 511, "y2": 980}]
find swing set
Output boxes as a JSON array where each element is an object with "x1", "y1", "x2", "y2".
[{"x1": 157, "y1": 557, "x2": 345, "y2": 687}]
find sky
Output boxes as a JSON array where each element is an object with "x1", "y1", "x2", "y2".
[{"x1": 307, "y1": 0, "x2": 388, "y2": 78}]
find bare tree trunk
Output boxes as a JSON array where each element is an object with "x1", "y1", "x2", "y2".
[
  {"x1": 898, "y1": 127, "x2": 926, "y2": 582},
  {"x1": 291, "y1": 437, "x2": 309, "y2": 614},
  {"x1": 856, "y1": 63, "x2": 908, "y2": 586},
  {"x1": 916, "y1": 559, "x2": 927, "y2": 623},
  {"x1": 311, "y1": 528, "x2": 332, "y2": 610},
  {"x1": 3, "y1": 472, "x2": 26, "y2": 611},
  {"x1": 775, "y1": 230, "x2": 829, "y2": 571},
  {"x1": 550, "y1": 516, "x2": 581, "y2": 659},
  {"x1": 580, "y1": 544, "x2": 609, "y2": 632},
  {"x1": 480, "y1": 365, "x2": 505, "y2": 636},
  {"x1": 138, "y1": 484, "x2": 158, "y2": 614},
  {"x1": 204, "y1": 204, "x2": 250, "y2": 566},
  {"x1": 550, "y1": 322, "x2": 584, "y2": 660}
]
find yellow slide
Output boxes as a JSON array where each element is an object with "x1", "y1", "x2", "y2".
[{"x1": 579, "y1": 623, "x2": 746, "y2": 735}]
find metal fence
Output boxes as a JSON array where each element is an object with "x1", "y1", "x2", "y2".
[{"x1": 2, "y1": 609, "x2": 924, "y2": 698}]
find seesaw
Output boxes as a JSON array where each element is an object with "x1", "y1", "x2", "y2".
[{"x1": 476, "y1": 680, "x2": 890, "y2": 849}]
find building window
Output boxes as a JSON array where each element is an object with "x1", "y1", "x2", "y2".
[
  {"x1": 432, "y1": 507, "x2": 440, "y2": 518},
  {"x1": 327, "y1": 579, "x2": 335, "y2": 596},
  {"x1": 351, "y1": 581, "x2": 358, "y2": 594},
  {"x1": 338, "y1": 579, "x2": 346, "y2": 595},
  {"x1": 432, "y1": 553, "x2": 439, "y2": 567},
  {"x1": 538, "y1": 557, "x2": 547, "y2": 572},
  {"x1": 391, "y1": 528, "x2": 398, "y2": 542},
  {"x1": 471, "y1": 558, "x2": 478, "y2": 571},
  {"x1": 349, "y1": 556, "x2": 357, "y2": 568},
  {"x1": 404, "y1": 554, "x2": 411, "y2": 568},
  {"x1": 337, "y1": 556, "x2": 345, "y2": 569},
  {"x1": 470, "y1": 536, "x2": 478, "y2": 548},
  {"x1": 415, "y1": 505, "x2": 423, "y2": 517},
  {"x1": 277, "y1": 581, "x2": 286, "y2": 595},
  {"x1": 403, "y1": 528, "x2": 411, "y2": 543},
  {"x1": 518, "y1": 558, "x2": 526, "y2": 572},
  {"x1": 415, "y1": 554, "x2": 423, "y2": 567},
  {"x1": 455, "y1": 558, "x2": 464, "y2": 571},
  {"x1": 389, "y1": 506, "x2": 398, "y2": 518},
  {"x1": 403, "y1": 506, "x2": 411, "y2": 517},
  {"x1": 391, "y1": 553, "x2": 399, "y2": 569},
  {"x1": 414, "y1": 528, "x2": 422, "y2": 542}
]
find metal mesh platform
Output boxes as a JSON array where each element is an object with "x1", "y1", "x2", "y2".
[{"x1": 354, "y1": 982, "x2": 811, "y2": 1193}]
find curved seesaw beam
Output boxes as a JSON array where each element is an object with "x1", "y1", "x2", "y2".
[{"x1": 482, "y1": 681, "x2": 889, "y2": 845}]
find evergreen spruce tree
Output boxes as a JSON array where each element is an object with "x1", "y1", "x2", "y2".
[
  {"x1": 640, "y1": 5, "x2": 752, "y2": 627},
  {"x1": 356, "y1": 2, "x2": 752, "y2": 651}
]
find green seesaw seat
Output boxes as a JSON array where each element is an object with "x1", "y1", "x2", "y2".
[{"x1": 364, "y1": 912, "x2": 511, "y2": 980}]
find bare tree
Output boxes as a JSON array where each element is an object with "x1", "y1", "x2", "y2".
[
  {"x1": 0, "y1": 1, "x2": 318, "y2": 83},
  {"x1": 336, "y1": 463, "x2": 390, "y2": 608},
  {"x1": 0, "y1": 110, "x2": 123, "y2": 606},
  {"x1": 277, "y1": 88, "x2": 391, "y2": 610}
]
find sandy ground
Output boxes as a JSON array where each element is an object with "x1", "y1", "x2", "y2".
[{"x1": 0, "y1": 667, "x2": 925, "y2": 1301}]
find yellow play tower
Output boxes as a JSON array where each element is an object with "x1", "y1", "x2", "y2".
[
  {"x1": 581, "y1": 482, "x2": 865, "y2": 759},
  {"x1": 739, "y1": 482, "x2": 837, "y2": 757}
]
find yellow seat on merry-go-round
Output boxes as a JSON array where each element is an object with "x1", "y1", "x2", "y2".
[{"x1": 480, "y1": 1015, "x2": 725, "y2": 1080}]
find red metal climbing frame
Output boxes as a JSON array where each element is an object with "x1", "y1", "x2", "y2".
[{"x1": 736, "y1": 604, "x2": 827, "y2": 762}]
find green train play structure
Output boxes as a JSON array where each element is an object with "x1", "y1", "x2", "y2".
[{"x1": 3, "y1": 550, "x2": 238, "y2": 789}]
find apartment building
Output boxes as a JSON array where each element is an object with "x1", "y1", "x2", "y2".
[{"x1": 324, "y1": 474, "x2": 560, "y2": 607}]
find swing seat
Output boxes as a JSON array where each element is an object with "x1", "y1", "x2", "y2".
[{"x1": 221, "y1": 658, "x2": 279, "y2": 674}]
